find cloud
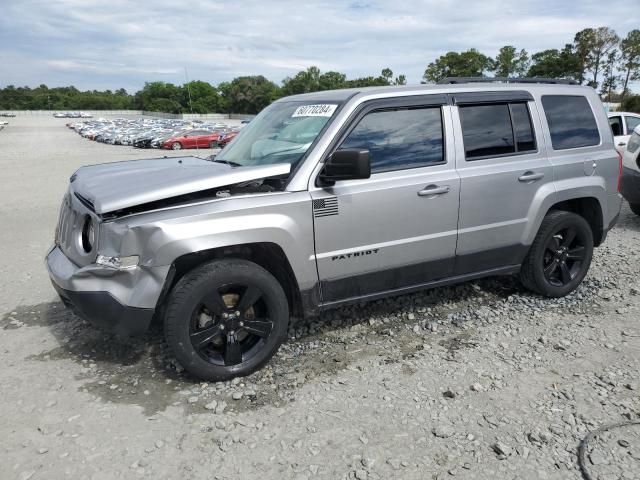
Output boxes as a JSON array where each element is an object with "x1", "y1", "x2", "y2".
[{"x1": 0, "y1": 0, "x2": 638, "y2": 92}]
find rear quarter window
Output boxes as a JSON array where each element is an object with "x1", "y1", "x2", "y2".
[{"x1": 541, "y1": 95, "x2": 600, "y2": 150}]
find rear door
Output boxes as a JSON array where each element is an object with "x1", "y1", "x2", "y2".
[
  {"x1": 310, "y1": 95, "x2": 460, "y2": 304},
  {"x1": 451, "y1": 91, "x2": 554, "y2": 274}
]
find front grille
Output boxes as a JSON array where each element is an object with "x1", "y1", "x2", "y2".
[{"x1": 56, "y1": 194, "x2": 74, "y2": 250}]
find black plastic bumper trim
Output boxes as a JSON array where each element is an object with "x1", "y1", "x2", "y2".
[
  {"x1": 51, "y1": 282, "x2": 154, "y2": 336},
  {"x1": 621, "y1": 167, "x2": 640, "y2": 205}
]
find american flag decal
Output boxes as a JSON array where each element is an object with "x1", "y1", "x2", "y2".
[{"x1": 313, "y1": 197, "x2": 339, "y2": 217}]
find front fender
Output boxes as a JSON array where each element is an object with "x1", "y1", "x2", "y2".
[{"x1": 110, "y1": 192, "x2": 318, "y2": 291}]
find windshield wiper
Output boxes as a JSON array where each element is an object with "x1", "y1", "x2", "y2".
[
  {"x1": 211, "y1": 158, "x2": 242, "y2": 167},
  {"x1": 256, "y1": 146, "x2": 306, "y2": 163}
]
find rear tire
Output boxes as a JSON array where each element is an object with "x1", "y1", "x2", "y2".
[
  {"x1": 164, "y1": 259, "x2": 289, "y2": 381},
  {"x1": 171, "y1": 142, "x2": 182, "y2": 150},
  {"x1": 209, "y1": 141, "x2": 217, "y2": 149},
  {"x1": 629, "y1": 203, "x2": 640, "y2": 216},
  {"x1": 520, "y1": 210, "x2": 593, "y2": 297}
]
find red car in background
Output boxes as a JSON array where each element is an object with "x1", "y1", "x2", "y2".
[
  {"x1": 217, "y1": 129, "x2": 240, "y2": 148},
  {"x1": 161, "y1": 129, "x2": 223, "y2": 150}
]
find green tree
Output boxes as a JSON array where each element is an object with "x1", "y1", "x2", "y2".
[
  {"x1": 134, "y1": 82, "x2": 184, "y2": 113},
  {"x1": 226, "y1": 76, "x2": 280, "y2": 114},
  {"x1": 574, "y1": 27, "x2": 620, "y2": 87},
  {"x1": 622, "y1": 95, "x2": 640, "y2": 113},
  {"x1": 527, "y1": 45, "x2": 581, "y2": 80},
  {"x1": 423, "y1": 49, "x2": 492, "y2": 83},
  {"x1": 318, "y1": 71, "x2": 347, "y2": 90},
  {"x1": 281, "y1": 66, "x2": 322, "y2": 96},
  {"x1": 573, "y1": 28, "x2": 595, "y2": 84},
  {"x1": 600, "y1": 50, "x2": 620, "y2": 102},
  {"x1": 381, "y1": 68, "x2": 393, "y2": 84},
  {"x1": 620, "y1": 29, "x2": 640, "y2": 102},
  {"x1": 491, "y1": 46, "x2": 529, "y2": 77},
  {"x1": 589, "y1": 27, "x2": 620, "y2": 87},
  {"x1": 183, "y1": 80, "x2": 219, "y2": 113},
  {"x1": 345, "y1": 75, "x2": 389, "y2": 88},
  {"x1": 394, "y1": 74, "x2": 407, "y2": 85}
]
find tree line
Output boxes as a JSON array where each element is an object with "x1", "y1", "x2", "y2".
[{"x1": 1, "y1": 27, "x2": 638, "y2": 114}]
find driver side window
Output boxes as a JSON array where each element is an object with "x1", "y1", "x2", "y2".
[{"x1": 339, "y1": 107, "x2": 445, "y2": 173}]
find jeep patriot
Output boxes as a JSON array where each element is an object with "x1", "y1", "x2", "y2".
[{"x1": 46, "y1": 79, "x2": 623, "y2": 380}]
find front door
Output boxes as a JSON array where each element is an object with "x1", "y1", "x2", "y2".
[{"x1": 311, "y1": 97, "x2": 460, "y2": 305}]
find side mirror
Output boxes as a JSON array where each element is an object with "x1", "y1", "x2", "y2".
[{"x1": 319, "y1": 149, "x2": 371, "y2": 185}]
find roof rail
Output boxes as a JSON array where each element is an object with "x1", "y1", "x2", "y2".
[{"x1": 437, "y1": 77, "x2": 579, "y2": 85}]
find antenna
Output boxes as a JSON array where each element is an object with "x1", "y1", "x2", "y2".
[
  {"x1": 184, "y1": 67, "x2": 197, "y2": 152},
  {"x1": 184, "y1": 67, "x2": 194, "y2": 114}
]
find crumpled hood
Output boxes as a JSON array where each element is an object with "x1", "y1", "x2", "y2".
[{"x1": 70, "y1": 156, "x2": 291, "y2": 214}]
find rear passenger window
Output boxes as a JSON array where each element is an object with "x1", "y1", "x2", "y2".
[
  {"x1": 459, "y1": 102, "x2": 536, "y2": 159},
  {"x1": 541, "y1": 95, "x2": 600, "y2": 150},
  {"x1": 339, "y1": 107, "x2": 444, "y2": 173}
]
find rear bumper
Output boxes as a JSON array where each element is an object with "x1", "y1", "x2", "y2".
[
  {"x1": 621, "y1": 167, "x2": 640, "y2": 205},
  {"x1": 52, "y1": 282, "x2": 153, "y2": 336}
]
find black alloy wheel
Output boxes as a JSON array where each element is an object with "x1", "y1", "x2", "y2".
[
  {"x1": 520, "y1": 210, "x2": 594, "y2": 297},
  {"x1": 541, "y1": 226, "x2": 587, "y2": 287},
  {"x1": 189, "y1": 285, "x2": 273, "y2": 367},
  {"x1": 164, "y1": 259, "x2": 289, "y2": 381}
]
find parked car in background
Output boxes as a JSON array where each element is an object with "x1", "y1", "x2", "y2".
[
  {"x1": 161, "y1": 129, "x2": 225, "y2": 150},
  {"x1": 621, "y1": 125, "x2": 640, "y2": 216},
  {"x1": 608, "y1": 111, "x2": 640, "y2": 155},
  {"x1": 66, "y1": 117, "x2": 238, "y2": 149},
  {"x1": 217, "y1": 129, "x2": 240, "y2": 148},
  {"x1": 54, "y1": 112, "x2": 93, "y2": 118}
]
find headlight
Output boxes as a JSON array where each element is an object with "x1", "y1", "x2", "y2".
[{"x1": 96, "y1": 255, "x2": 139, "y2": 270}]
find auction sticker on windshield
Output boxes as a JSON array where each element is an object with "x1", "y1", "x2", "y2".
[{"x1": 292, "y1": 104, "x2": 338, "y2": 118}]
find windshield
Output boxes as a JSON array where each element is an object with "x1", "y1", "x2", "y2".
[{"x1": 215, "y1": 101, "x2": 340, "y2": 167}]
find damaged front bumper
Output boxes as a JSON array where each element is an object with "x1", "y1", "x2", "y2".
[{"x1": 45, "y1": 246, "x2": 170, "y2": 336}]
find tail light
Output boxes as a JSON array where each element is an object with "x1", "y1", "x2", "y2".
[{"x1": 617, "y1": 150, "x2": 623, "y2": 193}]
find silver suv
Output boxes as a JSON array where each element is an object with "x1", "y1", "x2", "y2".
[{"x1": 46, "y1": 79, "x2": 623, "y2": 380}]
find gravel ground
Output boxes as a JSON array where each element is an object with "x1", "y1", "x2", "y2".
[{"x1": 1, "y1": 116, "x2": 639, "y2": 480}]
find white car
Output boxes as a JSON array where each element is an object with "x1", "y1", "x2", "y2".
[
  {"x1": 608, "y1": 111, "x2": 640, "y2": 155},
  {"x1": 620, "y1": 125, "x2": 640, "y2": 216}
]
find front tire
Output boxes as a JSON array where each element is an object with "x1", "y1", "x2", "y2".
[
  {"x1": 164, "y1": 259, "x2": 289, "y2": 381},
  {"x1": 629, "y1": 203, "x2": 640, "y2": 216},
  {"x1": 520, "y1": 210, "x2": 593, "y2": 297}
]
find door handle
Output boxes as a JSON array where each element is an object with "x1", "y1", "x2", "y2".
[
  {"x1": 618, "y1": 142, "x2": 627, "y2": 147},
  {"x1": 518, "y1": 171, "x2": 544, "y2": 183},
  {"x1": 418, "y1": 185, "x2": 450, "y2": 197}
]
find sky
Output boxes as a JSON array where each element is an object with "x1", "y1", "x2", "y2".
[{"x1": 1, "y1": 0, "x2": 639, "y2": 93}]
